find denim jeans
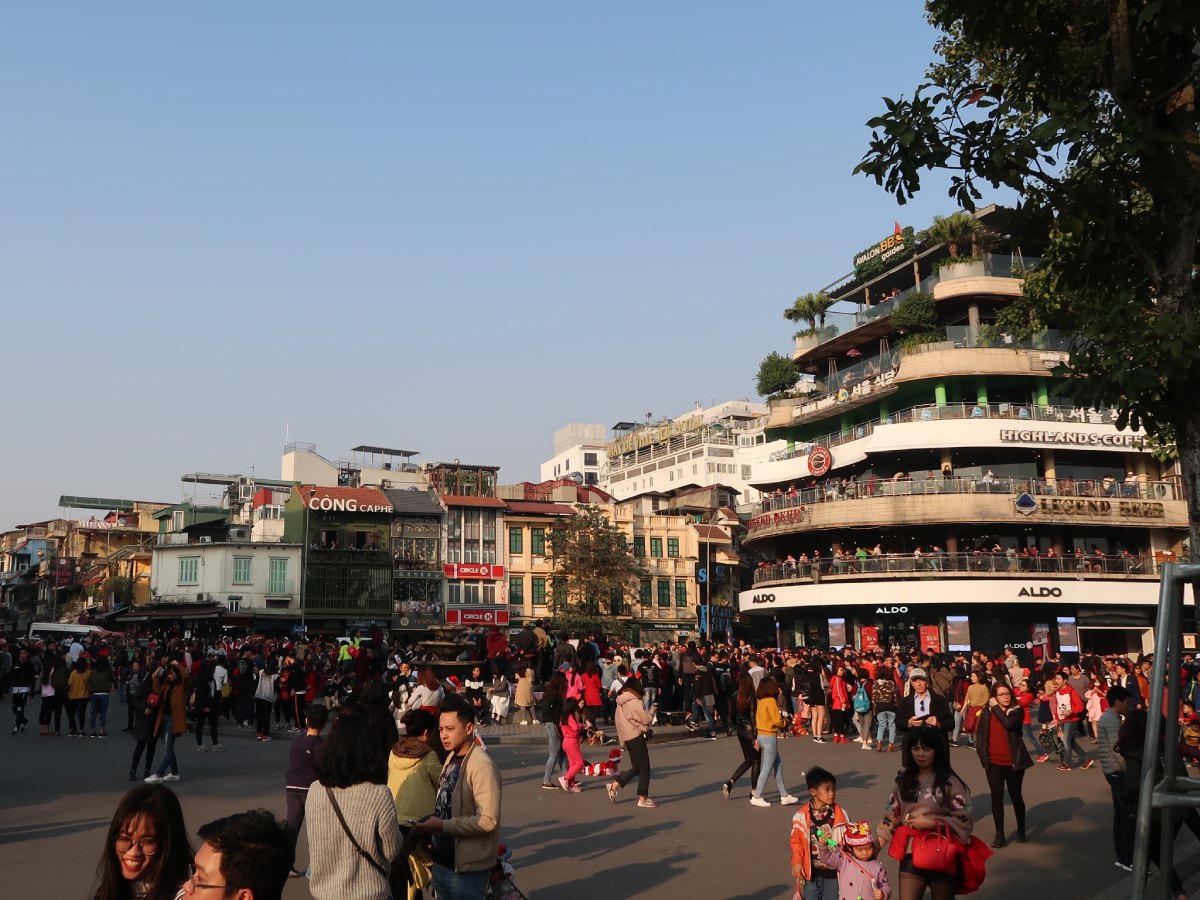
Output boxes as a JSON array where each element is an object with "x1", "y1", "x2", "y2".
[
  {"x1": 431, "y1": 863, "x2": 490, "y2": 900},
  {"x1": 156, "y1": 717, "x2": 179, "y2": 776},
  {"x1": 543, "y1": 722, "x2": 566, "y2": 784},
  {"x1": 951, "y1": 708, "x2": 964, "y2": 742},
  {"x1": 643, "y1": 687, "x2": 658, "y2": 711},
  {"x1": 89, "y1": 693, "x2": 110, "y2": 731},
  {"x1": 802, "y1": 875, "x2": 840, "y2": 900},
  {"x1": 1105, "y1": 772, "x2": 1135, "y2": 866},
  {"x1": 1021, "y1": 723, "x2": 1042, "y2": 756},
  {"x1": 754, "y1": 734, "x2": 788, "y2": 798},
  {"x1": 875, "y1": 710, "x2": 896, "y2": 745},
  {"x1": 1061, "y1": 719, "x2": 1088, "y2": 767},
  {"x1": 693, "y1": 696, "x2": 715, "y2": 736}
]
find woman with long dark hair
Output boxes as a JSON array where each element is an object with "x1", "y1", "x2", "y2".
[
  {"x1": 92, "y1": 785, "x2": 191, "y2": 900},
  {"x1": 750, "y1": 676, "x2": 798, "y2": 807},
  {"x1": 305, "y1": 709, "x2": 403, "y2": 900},
  {"x1": 720, "y1": 673, "x2": 760, "y2": 799},
  {"x1": 539, "y1": 671, "x2": 569, "y2": 789},
  {"x1": 607, "y1": 676, "x2": 657, "y2": 807},
  {"x1": 88, "y1": 654, "x2": 115, "y2": 738},
  {"x1": 878, "y1": 725, "x2": 974, "y2": 900},
  {"x1": 975, "y1": 682, "x2": 1031, "y2": 847},
  {"x1": 129, "y1": 658, "x2": 161, "y2": 781}
]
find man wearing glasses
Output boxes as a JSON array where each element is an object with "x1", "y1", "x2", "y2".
[{"x1": 182, "y1": 810, "x2": 292, "y2": 899}]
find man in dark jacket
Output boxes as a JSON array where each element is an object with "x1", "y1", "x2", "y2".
[{"x1": 895, "y1": 667, "x2": 953, "y2": 746}]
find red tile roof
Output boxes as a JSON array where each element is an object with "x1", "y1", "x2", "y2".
[
  {"x1": 692, "y1": 524, "x2": 732, "y2": 542},
  {"x1": 441, "y1": 495, "x2": 507, "y2": 508},
  {"x1": 295, "y1": 485, "x2": 394, "y2": 513}
]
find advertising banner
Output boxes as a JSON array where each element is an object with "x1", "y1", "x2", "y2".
[
  {"x1": 918, "y1": 625, "x2": 942, "y2": 653},
  {"x1": 860, "y1": 625, "x2": 879, "y2": 653}
]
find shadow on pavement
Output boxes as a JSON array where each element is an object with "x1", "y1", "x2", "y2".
[{"x1": 0, "y1": 817, "x2": 110, "y2": 844}]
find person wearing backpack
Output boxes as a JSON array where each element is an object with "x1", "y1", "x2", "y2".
[
  {"x1": 851, "y1": 667, "x2": 874, "y2": 750},
  {"x1": 872, "y1": 666, "x2": 899, "y2": 752}
]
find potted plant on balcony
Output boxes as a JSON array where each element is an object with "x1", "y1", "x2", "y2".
[
  {"x1": 919, "y1": 211, "x2": 993, "y2": 281},
  {"x1": 784, "y1": 292, "x2": 834, "y2": 352}
]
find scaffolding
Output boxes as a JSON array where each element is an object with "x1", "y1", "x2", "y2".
[{"x1": 1131, "y1": 562, "x2": 1200, "y2": 899}]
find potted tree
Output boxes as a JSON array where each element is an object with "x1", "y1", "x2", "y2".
[
  {"x1": 919, "y1": 212, "x2": 992, "y2": 281},
  {"x1": 784, "y1": 292, "x2": 834, "y2": 352}
]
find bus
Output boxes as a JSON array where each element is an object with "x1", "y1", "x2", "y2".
[{"x1": 28, "y1": 622, "x2": 119, "y2": 644}]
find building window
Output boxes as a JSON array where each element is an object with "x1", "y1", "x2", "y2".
[
  {"x1": 675, "y1": 581, "x2": 688, "y2": 607},
  {"x1": 640, "y1": 578, "x2": 652, "y2": 606},
  {"x1": 268, "y1": 558, "x2": 289, "y2": 595},
  {"x1": 508, "y1": 527, "x2": 523, "y2": 555},
  {"x1": 584, "y1": 452, "x2": 598, "y2": 466},
  {"x1": 532, "y1": 577, "x2": 546, "y2": 606},
  {"x1": 178, "y1": 557, "x2": 199, "y2": 585},
  {"x1": 448, "y1": 583, "x2": 461, "y2": 604},
  {"x1": 232, "y1": 557, "x2": 252, "y2": 585},
  {"x1": 650, "y1": 537, "x2": 663, "y2": 558},
  {"x1": 509, "y1": 576, "x2": 524, "y2": 606},
  {"x1": 742, "y1": 465, "x2": 752, "y2": 479},
  {"x1": 531, "y1": 527, "x2": 546, "y2": 556},
  {"x1": 172, "y1": 510, "x2": 185, "y2": 531},
  {"x1": 584, "y1": 472, "x2": 598, "y2": 485},
  {"x1": 657, "y1": 580, "x2": 670, "y2": 607},
  {"x1": 632, "y1": 536, "x2": 645, "y2": 557},
  {"x1": 667, "y1": 538, "x2": 679, "y2": 558}
]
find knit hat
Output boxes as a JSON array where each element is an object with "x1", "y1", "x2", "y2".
[{"x1": 845, "y1": 821, "x2": 874, "y2": 848}]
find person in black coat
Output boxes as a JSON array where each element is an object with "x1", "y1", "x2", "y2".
[
  {"x1": 895, "y1": 667, "x2": 953, "y2": 744},
  {"x1": 129, "y1": 663, "x2": 160, "y2": 780},
  {"x1": 975, "y1": 682, "x2": 1033, "y2": 847}
]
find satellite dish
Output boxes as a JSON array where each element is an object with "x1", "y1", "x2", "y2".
[{"x1": 407, "y1": 486, "x2": 419, "y2": 492}]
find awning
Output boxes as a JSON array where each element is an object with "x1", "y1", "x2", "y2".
[{"x1": 117, "y1": 604, "x2": 224, "y2": 623}]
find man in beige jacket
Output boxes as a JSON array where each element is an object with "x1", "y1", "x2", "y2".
[{"x1": 413, "y1": 696, "x2": 501, "y2": 899}]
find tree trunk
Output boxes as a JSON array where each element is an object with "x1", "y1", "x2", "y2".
[{"x1": 1175, "y1": 406, "x2": 1200, "y2": 564}]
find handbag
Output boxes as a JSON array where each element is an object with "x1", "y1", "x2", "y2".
[
  {"x1": 324, "y1": 786, "x2": 404, "y2": 896},
  {"x1": 41, "y1": 682, "x2": 56, "y2": 699},
  {"x1": 146, "y1": 692, "x2": 162, "y2": 709},
  {"x1": 909, "y1": 821, "x2": 960, "y2": 874},
  {"x1": 962, "y1": 705, "x2": 983, "y2": 734}
]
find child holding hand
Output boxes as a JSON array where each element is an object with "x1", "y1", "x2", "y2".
[{"x1": 815, "y1": 820, "x2": 891, "y2": 900}]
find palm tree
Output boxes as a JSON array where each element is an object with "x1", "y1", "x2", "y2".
[
  {"x1": 783, "y1": 292, "x2": 833, "y2": 335},
  {"x1": 918, "y1": 211, "x2": 993, "y2": 258}
]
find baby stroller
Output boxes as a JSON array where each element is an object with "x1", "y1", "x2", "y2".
[{"x1": 488, "y1": 845, "x2": 526, "y2": 900}]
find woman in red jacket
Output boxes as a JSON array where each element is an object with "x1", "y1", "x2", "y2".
[
  {"x1": 976, "y1": 682, "x2": 1032, "y2": 847},
  {"x1": 828, "y1": 664, "x2": 852, "y2": 744}
]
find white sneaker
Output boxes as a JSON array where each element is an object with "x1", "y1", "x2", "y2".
[
  {"x1": 163, "y1": 773, "x2": 181, "y2": 783},
  {"x1": 780, "y1": 795, "x2": 800, "y2": 805},
  {"x1": 519, "y1": 720, "x2": 529, "y2": 726},
  {"x1": 749, "y1": 795, "x2": 771, "y2": 808},
  {"x1": 144, "y1": 774, "x2": 164, "y2": 784},
  {"x1": 861, "y1": 743, "x2": 872, "y2": 750}
]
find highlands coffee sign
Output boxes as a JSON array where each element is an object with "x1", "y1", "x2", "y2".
[{"x1": 999, "y1": 429, "x2": 1142, "y2": 448}]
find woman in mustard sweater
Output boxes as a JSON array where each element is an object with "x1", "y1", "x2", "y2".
[
  {"x1": 750, "y1": 677, "x2": 799, "y2": 808},
  {"x1": 67, "y1": 658, "x2": 92, "y2": 737}
]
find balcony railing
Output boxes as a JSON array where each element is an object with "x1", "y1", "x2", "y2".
[
  {"x1": 767, "y1": 402, "x2": 1133, "y2": 466},
  {"x1": 265, "y1": 580, "x2": 295, "y2": 597},
  {"x1": 753, "y1": 550, "x2": 1160, "y2": 585},
  {"x1": 810, "y1": 254, "x2": 1044, "y2": 351},
  {"x1": 753, "y1": 475, "x2": 1179, "y2": 519},
  {"x1": 303, "y1": 596, "x2": 393, "y2": 614},
  {"x1": 308, "y1": 548, "x2": 390, "y2": 565}
]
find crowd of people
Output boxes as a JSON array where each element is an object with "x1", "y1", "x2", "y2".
[{"x1": 0, "y1": 624, "x2": 1188, "y2": 899}]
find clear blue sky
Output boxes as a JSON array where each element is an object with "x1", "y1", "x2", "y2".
[{"x1": 2, "y1": 2, "x2": 983, "y2": 526}]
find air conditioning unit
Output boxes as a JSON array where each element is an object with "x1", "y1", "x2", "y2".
[
  {"x1": 196, "y1": 592, "x2": 206, "y2": 603},
  {"x1": 199, "y1": 536, "x2": 212, "y2": 543}
]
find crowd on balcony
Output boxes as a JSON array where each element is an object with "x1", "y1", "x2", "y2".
[
  {"x1": 756, "y1": 468, "x2": 1173, "y2": 516},
  {"x1": 753, "y1": 544, "x2": 1155, "y2": 584}
]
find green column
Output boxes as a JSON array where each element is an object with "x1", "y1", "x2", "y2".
[
  {"x1": 934, "y1": 382, "x2": 948, "y2": 407},
  {"x1": 976, "y1": 379, "x2": 988, "y2": 407},
  {"x1": 841, "y1": 414, "x2": 851, "y2": 435},
  {"x1": 1037, "y1": 379, "x2": 1050, "y2": 407},
  {"x1": 879, "y1": 400, "x2": 890, "y2": 420}
]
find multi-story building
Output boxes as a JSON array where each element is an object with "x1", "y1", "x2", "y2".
[
  {"x1": 384, "y1": 488, "x2": 445, "y2": 632},
  {"x1": 283, "y1": 485, "x2": 395, "y2": 635},
  {"x1": 430, "y1": 462, "x2": 508, "y2": 629},
  {"x1": 739, "y1": 207, "x2": 1188, "y2": 659},
  {"x1": 540, "y1": 423, "x2": 608, "y2": 486},
  {"x1": 601, "y1": 400, "x2": 774, "y2": 509}
]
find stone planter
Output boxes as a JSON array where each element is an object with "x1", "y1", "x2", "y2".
[
  {"x1": 938, "y1": 259, "x2": 985, "y2": 282},
  {"x1": 793, "y1": 333, "x2": 822, "y2": 355}
]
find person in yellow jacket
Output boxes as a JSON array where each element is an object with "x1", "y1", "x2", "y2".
[
  {"x1": 66, "y1": 658, "x2": 92, "y2": 737},
  {"x1": 750, "y1": 676, "x2": 799, "y2": 808},
  {"x1": 387, "y1": 708, "x2": 441, "y2": 900}
]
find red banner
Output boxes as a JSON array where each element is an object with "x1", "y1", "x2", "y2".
[
  {"x1": 442, "y1": 563, "x2": 505, "y2": 580},
  {"x1": 444, "y1": 607, "x2": 509, "y2": 626},
  {"x1": 860, "y1": 626, "x2": 879, "y2": 653},
  {"x1": 918, "y1": 625, "x2": 942, "y2": 654}
]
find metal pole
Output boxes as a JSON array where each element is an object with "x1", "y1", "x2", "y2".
[
  {"x1": 705, "y1": 537, "x2": 711, "y2": 643},
  {"x1": 300, "y1": 497, "x2": 308, "y2": 633}
]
